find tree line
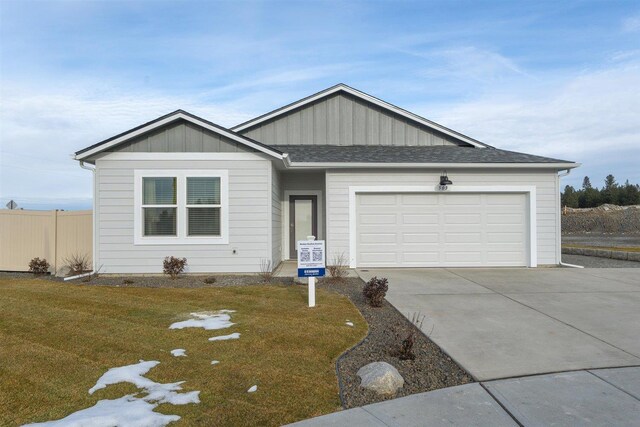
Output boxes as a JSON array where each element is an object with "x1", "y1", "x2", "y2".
[{"x1": 562, "y1": 175, "x2": 640, "y2": 208}]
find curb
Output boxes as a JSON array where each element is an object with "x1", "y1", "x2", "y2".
[{"x1": 562, "y1": 246, "x2": 640, "y2": 262}]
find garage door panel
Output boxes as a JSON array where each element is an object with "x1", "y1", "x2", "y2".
[
  {"x1": 402, "y1": 232, "x2": 439, "y2": 243},
  {"x1": 356, "y1": 192, "x2": 527, "y2": 267},
  {"x1": 444, "y1": 214, "x2": 482, "y2": 224},
  {"x1": 400, "y1": 194, "x2": 438, "y2": 205}
]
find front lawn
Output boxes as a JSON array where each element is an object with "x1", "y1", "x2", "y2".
[{"x1": 0, "y1": 277, "x2": 366, "y2": 426}]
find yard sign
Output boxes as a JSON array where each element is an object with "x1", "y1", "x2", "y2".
[{"x1": 297, "y1": 240, "x2": 326, "y2": 277}]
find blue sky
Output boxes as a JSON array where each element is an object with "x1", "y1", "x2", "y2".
[{"x1": 1, "y1": 0, "x2": 639, "y2": 210}]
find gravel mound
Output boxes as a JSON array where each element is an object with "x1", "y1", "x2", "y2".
[{"x1": 562, "y1": 205, "x2": 640, "y2": 234}]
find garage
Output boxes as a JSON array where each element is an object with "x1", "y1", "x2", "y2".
[{"x1": 356, "y1": 192, "x2": 529, "y2": 267}]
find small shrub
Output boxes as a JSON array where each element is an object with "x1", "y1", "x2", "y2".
[
  {"x1": 62, "y1": 253, "x2": 91, "y2": 276},
  {"x1": 257, "y1": 259, "x2": 282, "y2": 283},
  {"x1": 28, "y1": 257, "x2": 50, "y2": 275},
  {"x1": 123, "y1": 279, "x2": 134, "y2": 285},
  {"x1": 395, "y1": 312, "x2": 426, "y2": 361},
  {"x1": 327, "y1": 252, "x2": 349, "y2": 282},
  {"x1": 363, "y1": 276, "x2": 388, "y2": 307},
  {"x1": 163, "y1": 256, "x2": 187, "y2": 279},
  {"x1": 204, "y1": 276, "x2": 217, "y2": 284}
]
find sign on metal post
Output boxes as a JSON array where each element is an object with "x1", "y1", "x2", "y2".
[{"x1": 297, "y1": 237, "x2": 325, "y2": 307}]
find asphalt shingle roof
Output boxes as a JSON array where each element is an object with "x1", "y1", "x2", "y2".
[{"x1": 277, "y1": 145, "x2": 573, "y2": 164}]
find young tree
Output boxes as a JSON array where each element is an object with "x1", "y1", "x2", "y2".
[
  {"x1": 561, "y1": 185, "x2": 579, "y2": 208},
  {"x1": 602, "y1": 174, "x2": 619, "y2": 204},
  {"x1": 582, "y1": 176, "x2": 592, "y2": 190}
]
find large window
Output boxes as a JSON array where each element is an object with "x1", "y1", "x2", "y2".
[{"x1": 134, "y1": 170, "x2": 228, "y2": 245}]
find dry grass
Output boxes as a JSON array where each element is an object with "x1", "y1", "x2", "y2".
[
  {"x1": 0, "y1": 277, "x2": 367, "y2": 426},
  {"x1": 562, "y1": 244, "x2": 640, "y2": 252}
]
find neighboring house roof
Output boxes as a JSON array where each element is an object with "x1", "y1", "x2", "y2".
[
  {"x1": 278, "y1": 145, "x2": 577, "y2": 167},
  {"x1": 74, "y1": 110, "x2": 284, "y2": 161},
  {"x1": 231, "y1": 83, "x2": 490, "y2": 148}
]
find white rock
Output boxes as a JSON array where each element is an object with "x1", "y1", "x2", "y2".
[{"x1": 357, "y1": 362, "x2": 404, "y2": 395}]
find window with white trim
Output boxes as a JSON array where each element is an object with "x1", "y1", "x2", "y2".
[{"x1": 134, "y1": 170, "x2": 229, "y2": 245}]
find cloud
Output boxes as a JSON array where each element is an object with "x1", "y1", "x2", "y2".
[
  {"x1": 622, "y1": 15, "x2": 640, "y2": 32},
  {"x1": 424, "y1": 61, "x2": 640, "y2": 187}
]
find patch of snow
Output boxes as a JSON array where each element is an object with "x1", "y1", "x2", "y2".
[
  {"x1": 29, "y1": 360, "x2": 199, "y2": 427},
  {"x1": 22, "y1": 395, "x2": 180, "y2": 427},
  {"x1": 247, "y1": 385, "x2": 257, "y2": 393},
  {"x1": 210, "y1": 360, "x2": 220, "y2": 365},
  {"x1": 170, "y1": 349, "x2": 186, "y2": 357},
  {"x1": 169, "y1": 311, "x2": 236, "y2": 331},
  {"x1": 89, "y1": 360, "x2": 160, "y2": 395},
  {"x1": 208, "y1": 332, "x2": 240, "y2": 341},
  {"x1": 346, "y1": 321, "x2": 354, "y2": 327}
]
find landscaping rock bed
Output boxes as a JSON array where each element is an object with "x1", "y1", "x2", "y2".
[
  {"x1": 83, "y1": 274, "x2": 294, "y2": 287},
  {"x1": 320, "y1": 277, "x2": 473, "y2": 409}
]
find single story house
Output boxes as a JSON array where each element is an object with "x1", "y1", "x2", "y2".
[{"x1": 74, "y1": 84, "x2": 579, "y2": 274}]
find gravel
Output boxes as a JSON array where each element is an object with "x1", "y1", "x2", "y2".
[
  {"x1": 562, "y1": 254, "x2": 640, "y2": 268},
  {"x1": 320, "y1": 277, "x2": 473, "y2": 409}
]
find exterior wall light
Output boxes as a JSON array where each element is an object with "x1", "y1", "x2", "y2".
[{"x1": 439, "y1": 170, "x2": 452, "y2": 190}]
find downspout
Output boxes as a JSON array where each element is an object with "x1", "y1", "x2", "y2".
[
  {"x1": 79, "y1": 160, "x2": 97, "y2": 272},
  {"x1": 556, "y1": 169, "x2": 581, "y2": 267}
]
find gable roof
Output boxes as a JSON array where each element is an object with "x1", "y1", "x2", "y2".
[
  {"x1": 74, "y1": 110, "x2": 284, "y2": 161},
  {"x1": 277, "y1": 145, "x2": 577, "y2": 168},
  {"x1": 231, "y1": 83, "x2": 490, "y2": 148}
]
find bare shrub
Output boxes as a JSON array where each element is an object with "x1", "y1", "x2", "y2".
[
  {"x1": 395, "y1": 312, "x2": 426, "y2": 361},
  {"x1": 81, "y1": 264, "x2": 103, "y2": 283},
  {"x1": 327, "y1": 252, "x2": 349, "y2": 282},
  {"x1": 257, "y1": 259, "x2": 282, "y2": 283},
  {"x1": 28, "y1": 257, "x2": 50, "y2": 275},
  {"x1": 363, "y1": 276, "x2": 388, "y2": 307},
  {"x1": 62, "y1": 253, "x2": 91, "y2": 276},
  {"x1": 163, "y1": 256, "x2": 187, "y2": 279},
  {"x1": 204, "y1": 276, "x2": 217, "y2": 284},
  {"x1": 123, "y1": 279, "x2": 134, "y2": 285}
]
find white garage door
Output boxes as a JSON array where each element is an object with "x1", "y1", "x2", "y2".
[{"x1": 356, "y1": 193, "x2": 528, "y2": 267}]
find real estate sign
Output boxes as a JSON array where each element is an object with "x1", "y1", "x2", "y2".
[{"x1": 297, "y1": 240, "x2": 325, "y2": 277}]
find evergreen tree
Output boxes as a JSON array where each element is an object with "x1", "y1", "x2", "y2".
[
  {"x1": 561, "y1": 185, "x2": 579, "y2": 208},
  {"x1": 582, "y1": 176, "x2": 592, "y2": 190}
]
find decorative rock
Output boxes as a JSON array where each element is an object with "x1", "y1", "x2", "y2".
[{"x1": 357, "y1": 362, "x2": 404, "y2": 395}]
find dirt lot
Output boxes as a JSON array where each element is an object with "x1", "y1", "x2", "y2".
[{"x1": 562, "y1": 204, "x2": 640, "y2": 235}]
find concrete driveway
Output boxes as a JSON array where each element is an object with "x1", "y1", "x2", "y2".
[{"x1": 358, "y1": 268, "x2": 640, "y2": 381}]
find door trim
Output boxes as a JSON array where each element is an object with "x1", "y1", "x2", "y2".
[
  {"x1": 289, "y1": 195, "x2": 317, "y2": 259},
  {"x1": 283, "y1": 190, "x2": 323, "y2": 260},
  {"x1": 348, "y1": 185, "x2": 537, "y2": 268}
]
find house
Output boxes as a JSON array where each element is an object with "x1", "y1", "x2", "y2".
[{"x1": 74, "y1": 84, "x2": 579, "y2": 274}]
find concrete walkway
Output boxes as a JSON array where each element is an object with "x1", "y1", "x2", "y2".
[
  {"x1": 287, "y1": 367, "x2": 640, "y2": 426},
  {"x1": 358, "y1": 268, "x2": 640, "y2": 380}
]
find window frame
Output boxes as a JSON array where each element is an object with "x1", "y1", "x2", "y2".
[{"x1": 134, "y1": 170, "x2": 229, "y2": 245}]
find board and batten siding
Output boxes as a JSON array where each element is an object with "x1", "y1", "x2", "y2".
[
  {"x1": 325, "y1": 169, "x2": 561, "y2": 266},
  {"x1": 94, "y1": 156, "x2": 271, "y2": 273},
  {"x1": 241, "y1": 93, "x2": 467, "y2": 147},
  {"x1": 109, "y1": 121, "x2": 257, "y2": 153}
]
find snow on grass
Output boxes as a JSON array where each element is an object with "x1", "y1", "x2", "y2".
[
  {"x1": 170, "y1": 349, "x2": 186, "y2": 357},
  {"x1": 345, "y1": 321, "x2": 354, "y2": 327},
  {"x1": 29, "y1": 361, "x2": 200, "y2": 427},
  {"x1": 169, "y1": 311, "x2": 235, "y2": 331},
  {"x1": 247, "y1": 385, "x2": 257, "y2": 393},
  {"x1": 22, "y1": 395, "x2": 180, "y2": 427},
  {"x1": 210, "y1": 360, "x2": 220, "y2": 365},
  {"x1": 208, "y1": 332, "x2": 240, "y2": 341}
]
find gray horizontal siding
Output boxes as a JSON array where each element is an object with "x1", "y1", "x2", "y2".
[
  {"x1": 325, "y1": 169, "x2": 560, "y2": 266},
  {"x1": 95, "y1": 157, "x2": 271, "y2": 273},
  {"x1": 109, "y1": 121, "x2": 256, "y2": 153},
  {"x1": 241, "y1": 93, "x2": 467, "y2": 147}
]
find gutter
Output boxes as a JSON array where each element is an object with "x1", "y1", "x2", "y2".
[
  {"x1": 283, "y1": 161, "x2": 581, "y2": 170},
  {"x1": 79, "y1": 160, "x2": 97, "y2": 272}
]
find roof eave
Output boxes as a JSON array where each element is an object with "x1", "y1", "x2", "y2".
[
  {"x1": 74, "y1": 111, "x2": 284, "y2": 161},
  {"x1": 284, "y1": 161, "x2": 580, "y2": 169},
  {"x1": 231, "y1": 84, "x2": 490, "y2": 148}
]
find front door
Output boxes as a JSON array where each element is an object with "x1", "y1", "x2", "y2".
[{"x1": 289, "y1": 195, "x2": 318, "y2": 259}]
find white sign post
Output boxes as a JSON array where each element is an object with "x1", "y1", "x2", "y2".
[{"x1": 297, "y1": 236, "x2": 325, "y2": 308}]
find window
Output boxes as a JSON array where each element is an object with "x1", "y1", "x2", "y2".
[
  {"x1": 142, "y1": 177, "x2": 177, "y2": 236},
  {"x1": 134, "y1": 170, "x2": 228, "y2": 245},
  {"x1": 187, "y1": 177, "x2": 221, "y2": 236}
]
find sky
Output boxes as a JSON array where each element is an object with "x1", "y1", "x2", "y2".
[{"x1": 0, "y1": 0, "x2": 639, "y2": 210}]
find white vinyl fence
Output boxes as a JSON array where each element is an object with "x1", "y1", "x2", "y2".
[{"x1": 0, "y1": 210, "x2": 92, "y2": 275}]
